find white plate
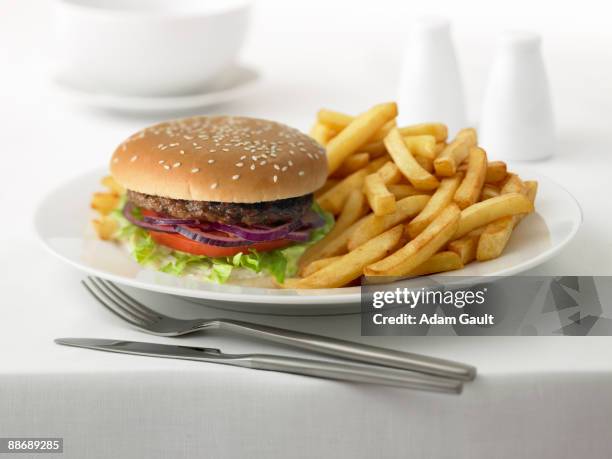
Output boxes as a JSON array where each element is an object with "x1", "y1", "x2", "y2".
[
  {"x1": 34, "y1": 168, "x2": 582, "y2": 315},
  {"x1": 52, "y1": 65, "x2": 260, "y2": 114}
]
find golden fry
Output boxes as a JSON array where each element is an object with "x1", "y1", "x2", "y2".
[
  {"x1": 365, "y1": 155, "x2": 391, "y2": 173},
  {"x1": 398, "y1": 123, "x2": 448, "y2": 142},
  {"x1": 293, "y1": 226, "x2": 404, "y2": 288},
  {"x1": 314, "y1": 179, "x2": 339, "y2": 198},
  {"x1": 403, "y1": 135, "x2": 437, "y2": 159},
  {"x1": 331, "y1": 153, "x2": 370, "y2": 178},
  {"x1": 485, "y1": 161, "x2": 507, "y2": 183},
  {"x1": 101, "y1": 175, "x2": 125, "y2": 195},
  {"x1": 316, "y1": 109, "x2": 353, "y2": 131},
  {"x1": 414, "y1": 155, "x2": 434, "y2": 173},
  {"x1": 326, "y1": 103, "x2": 398, "y2": 174},
  {"x1": 309, "y1": 122, "x2": 336, "y2": 146},
  {"x1": 300, "y1": 256, "x2": 343, "y2": 277},
  {"x1": 364, "y1": 173, "x2": 396, "y2": 216},
  {"x1": 360, "y1": 139, "x2": 387, "y2": 157},
  {"x1": 480, "y1": 184, "x2": 500, "y2": 201},
  {"x1": 407, "y1": 251, "x2": 463, "y2": 277},
  {"x1": 376, "y1": 161, "x2": 403, "y2": 185},
  {"x1": 91, "y1": 192, "x2": 120, "y2": 216},
  {"x1": 384, "y1": 128, "x2": 439, "y2": 190},
  {"x1": 454, "y1": 193, "x2": 534, "y2": 239},
  {"x1": 407, "y1": 173, "x2": 463, "y2": 238},
  {"x1": 388, "y1": 184, "x2": 430, "y2": 199},
  {"x1": 92, "y1": 216, "x2": 119, "y2": 241},
  {"x1": 453, "y1": 147, "x2": 488, "y2": 209},
  {"x1": 348, "y1": 195, "x2": 430, "y2": 250},
  {"x1": 433, "y1": 128, "x2": 477, "y2": 177},
  {"x1": 448, "y1": 229, "x2": 483, "y2": 264},
  {"x1": 317, "y1": 169, "x2": 368, "y2": 214},
  {"x1": 365, "y1": 204, "x2": 461, "y2": 277}
]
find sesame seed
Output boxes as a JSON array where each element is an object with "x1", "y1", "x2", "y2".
[
  {"x1": 191, "y1": 168, "x2": 200, "y2": 173},
  {"x1": 130, "y1": 155, "x2": 138, "y2": 162},
  {"x1": 260, "y1": 161, "x2": 267, "y2": 166},
  {"x1": 273, "y1": 164, "x2": 280, "y2": 170},
  {"x1": 273, "y1": 175, "x2": 278, "y2": 183},
  {"x1": 240, "y1": 155, "x2": 247, "y2": 160},
  {"x1": 250, "y1": 164, "x2": 256, "y2": 170},
  {"x1": 163, "y1": 165, "x2": 171, "y2": 170},
  {"x1": 298, "y1": 171, "x2": 305, "y2": 176},
  {"x1": 179, "y1": 150, "x2": 185, "y2": 155},
  {"x1": 208, "y1": 159, "x2": 215, "y2": 164},
  {"x1": 222, "y1": 148, "x2": 229, "y2": 152},
  {"x1": 282, "y1": 166, "x2": 288, "y2": 172},
  {"x1": 210, "y1": 182, "x2": 218, "y2": 189},
  {"x1": 235, "y1": 162, "x2": 244, "y2": 167},
  {"x1": 288, "y1": 160, "x2": 293, "y2": 166},
  {"x1": 232, "y1": 175, "x2": 240, "y2": 180},
  {"x1": 158, "y1": 160, "x2": 165, "y2": 164},
  {"x1": 173, "y1": 162, "x2": 181, "y2": 168}
]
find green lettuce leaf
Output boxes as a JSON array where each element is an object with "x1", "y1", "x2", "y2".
[{"x1": 108, "y1": 199, "x2": 334, "y2": 284}]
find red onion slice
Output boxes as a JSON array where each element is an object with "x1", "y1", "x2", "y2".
[
  {"x1": 208, "y1": 219, "x2": 303, "y2": 242},
  {"x1": 123, "y1": 203, "x2": 178, "y2": 234},
  {"x1": 174, "y1": 225, "x2": 253, "y2": 247},
  {"x1": 285, "y1": 230, "x2": 311, "y2": 242}
]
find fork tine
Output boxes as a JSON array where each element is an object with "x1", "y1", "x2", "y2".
[
  {"x1": 81, "y1": 279, "x2": 146, "y2": 328},
  {"x1": 96, "y1": 278, "x2": 162, "y2": 321},
  {"x1": 88, "y1": 277, "x2": 157, "y2": 325}
]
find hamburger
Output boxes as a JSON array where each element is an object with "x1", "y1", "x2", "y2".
[{"x1": 105, "y1": 116, "x2": 332, "y2": 284}]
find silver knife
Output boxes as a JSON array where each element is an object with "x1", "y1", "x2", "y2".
[{"x1": 55, "y1": 338, "x2": 462, "y2": 394}]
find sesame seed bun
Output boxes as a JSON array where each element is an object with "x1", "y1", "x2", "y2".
[{"x1": 110, "y1": 116, "x2": 328, "y2": 203}]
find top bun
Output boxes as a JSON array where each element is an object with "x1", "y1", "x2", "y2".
[{"x1": 110, "y1": 116, "x2": 328, "y2": 203}]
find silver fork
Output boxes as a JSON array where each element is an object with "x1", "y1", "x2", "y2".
[{"x1": 83, "y1": 276, "x2": 476, "y2": 381}]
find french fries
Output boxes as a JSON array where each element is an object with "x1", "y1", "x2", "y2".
[
  {"x1": 454, "y1": 193, "x2": 534, "y2": 239},
  {"x1": 364, "y1": 173, "x2": 396, "y2": 216},
  {"x1": 288, "y1": 104, "x2": 539, "y2": 287},
  {"x1": 317, "y1": 168, "x2": 368, "y2": 214},
  {"x1": 347, "y1": 195, "x2": 430, "y2": 250},
  {"x1": 406, "y1": 173, "x2": 463, "y2": 238},
  {"x1": 453, "y1": 147, "x2": 487, "y2": 209},
  {"x1": 300, "y1": 189, "x2": 365, "y2": 272},
  {"x1": 325, "y1": 103, "x2": 398, "y2": 174},
  {"x1": 403, "y1": 135, "x2": 437, "y2": 159},
  {"x1": 289, "y1": 225, "x2": 404, "y2": 289},
  {"x1": 331, "y1": 152, "x2": 370, "y2": 178},
  {"x1": 433, "y1": 128, "x2": 477, "y2": 177},
  {"x1": 365, "y1": 204, "x2": 461, "y2": 277},
  {"x1": 384, "y1": 128, "x2": 439, "y2": 190}
]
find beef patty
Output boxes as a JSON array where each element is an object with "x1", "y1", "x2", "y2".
[{"x1": 127, "y1": 190, "x2": 313, "y2": 227}]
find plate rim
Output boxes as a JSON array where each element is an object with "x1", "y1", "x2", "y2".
[{"x1": 34, "y1": 167, "x2": 583, "y2": 305}]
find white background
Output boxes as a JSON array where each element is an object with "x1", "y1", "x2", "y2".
[{"x1": 1, "y1": 1, "x2": 612, "y2": 458}]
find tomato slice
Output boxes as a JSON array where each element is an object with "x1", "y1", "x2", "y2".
[{"x1": 140, "y1": 209, "x2": 291, "y2": 257}]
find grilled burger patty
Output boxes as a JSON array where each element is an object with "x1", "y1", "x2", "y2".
[{"x1": 127, "y1": 190, "x2": 313, "y2": 227}]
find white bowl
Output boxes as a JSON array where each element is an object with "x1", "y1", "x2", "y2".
[{"x1": 52, "y1": 0, "x2": 251, "y2": 96}]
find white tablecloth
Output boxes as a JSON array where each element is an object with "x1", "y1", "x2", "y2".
[{"x1": 2, "y1": 0, "x2": 612, "y2": 457}]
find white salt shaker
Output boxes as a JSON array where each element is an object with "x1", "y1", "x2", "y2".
[
  {"x1": 479, "y1": 31, "x2": 556, "y2": 161},
  {"x1": 397, "y1": 16, "x2": 467, "y2": 136}
]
